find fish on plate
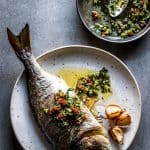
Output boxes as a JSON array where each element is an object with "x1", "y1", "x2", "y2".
[{"x1": 7, "y1": 24, "x2": 111, "y2": 150}]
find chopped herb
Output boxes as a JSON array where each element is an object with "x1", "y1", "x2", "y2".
[
  {"x1": 93, "y1": 0, "x2": 101, "y2": 6},
  {"x1": 75, "y1": 67, "x2": 112, "y2": 105},
  {"x1": 86, "y1": 0, "x2": 150, "y2": 38},
  {"x1": 45, "y1": 89, "x2": 84, "y2": 129}
]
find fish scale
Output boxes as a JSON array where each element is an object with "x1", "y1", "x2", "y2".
[{"x1": 7, "y1": 24, "x2": 111, "y2": 150}]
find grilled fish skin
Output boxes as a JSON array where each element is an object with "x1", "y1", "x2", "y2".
[{"x1": 7, "y1": 24, "x2": 111, "y2": 150}]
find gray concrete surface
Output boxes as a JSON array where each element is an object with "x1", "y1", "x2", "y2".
[{"x1": 0, "y1": 0, "x2": 150, "y2": 150}]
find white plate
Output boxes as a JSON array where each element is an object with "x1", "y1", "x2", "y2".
[{"x1": 10, "y1": 45, "x2": 141, "y2": 150}]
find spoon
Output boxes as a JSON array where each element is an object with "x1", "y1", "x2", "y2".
[
  {"x1": 143, "y1": 0, "x2": 149, "y2": 9},
  {"x1": 108, "y1": 0, "x2": 129, "y2": 17}
]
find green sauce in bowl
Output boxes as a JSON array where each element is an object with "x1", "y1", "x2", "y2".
[{"x1": 83, "y1": 0, "x2": 150, "y2": 38}]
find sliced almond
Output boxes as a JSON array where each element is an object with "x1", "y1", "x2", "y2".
[
  {"x1": 105, "y1": 104, "x2": 123, "y2": 120},
  {"x1": 85, "y1": 98, "x2": 96, "y2": 110},
  {"x1": 110, "y1": 126, "x2": 124, "y2": 144},
  {"x1": 116, "y1": 111, "x2": 132, "y2": 126},
  {"x1": 92, "y1": 11, "x2": 100, "y2": 20}
]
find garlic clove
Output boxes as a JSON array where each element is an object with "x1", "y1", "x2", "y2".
[
  {"x1": 116, "y1": 111, "x2": 132, "y2": 126},
  {"x1": 110, "y1": 126, "x2": 124, "y2": 145},
  {"x1": 105, "y1": 104, "x2": 123, "y2": 120}
]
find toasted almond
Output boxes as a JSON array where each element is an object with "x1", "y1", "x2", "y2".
[
  {"x1": 116, "y1": 111, "x2": 132, "y2": 126},
  {"x1": 110, "y1": 126, "x2": 124, "y2": 144},
  {"x1": 85, "y1": 98, "x2": 96, "y2": 110},
  {"x1": 105, "y1": 104, "x2": 123, "y2": 120},
  {"x1": 92, "y1": 11, "x2": 100, "y2": 20}
]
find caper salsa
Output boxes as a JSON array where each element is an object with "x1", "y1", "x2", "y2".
[
  {"x1": 44, "y1": 89, "x2": 84, "y2": 129},
  {"x1": 75, "y1": 68, "x2": 112, "y2": 108},
  {"x1": 84, "y1": 0, "x2": 150, "y2": 38}
]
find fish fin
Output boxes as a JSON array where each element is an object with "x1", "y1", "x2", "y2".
[{"x1": 7, "y1": 24, "x2": 32, "y2": 58}]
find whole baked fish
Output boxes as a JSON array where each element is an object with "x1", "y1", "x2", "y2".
[{"x1": 7, "y1": 24, "x2": 111, "y2": 150}]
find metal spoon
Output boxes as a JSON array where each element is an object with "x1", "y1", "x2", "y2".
[
  {"x1": 143, "y1": 0, "x2": 149, "y2": 9},
  {"x1": 108, "y1": 0, "x2": 129, "y2": 17}
]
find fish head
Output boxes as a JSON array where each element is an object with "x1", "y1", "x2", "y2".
[
  {"x1": 78, "y1": 134, "x2": 111, "y2": 150},
  {"x1": 70, "y1": 105, "x2": 111, "y2": 150}
]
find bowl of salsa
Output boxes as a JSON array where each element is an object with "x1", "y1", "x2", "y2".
[{"x1": 77, "y1": 0, "x2": 150, "y2": 43}]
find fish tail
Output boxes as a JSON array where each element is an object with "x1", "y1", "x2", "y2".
[{"x1": 7, "y1": 24, "x2": 32, "y2": 60}]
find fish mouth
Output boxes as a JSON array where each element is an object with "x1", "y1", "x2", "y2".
[
  {"x1": 79, "y1": 129, "x2": 111, "y2": 150},
  {"x1": 71, "y1": 128, "x2": 111, "y2": 150},
  {"x1": 80, "y1": 128, "x2": 107, "y2": 139}
]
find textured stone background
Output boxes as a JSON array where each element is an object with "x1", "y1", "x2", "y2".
[{"x1": 0, "y1": 0, "x2": 150, "y2": 149}]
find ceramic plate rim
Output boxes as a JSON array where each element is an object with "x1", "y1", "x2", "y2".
[{"x1": 10, "y1": 45, "x2": 141, "y2": 149}]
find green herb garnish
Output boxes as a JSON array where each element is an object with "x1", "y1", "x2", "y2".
[
  {"x1": 46, "y1": 89, "x2": 84, "y2": 129},
  {"x1": 90, "y1": 0, "x2": 150, "y2": 38},
  {"x1": 76, "y1": 67, "x2": 112, "y2": 100}
]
